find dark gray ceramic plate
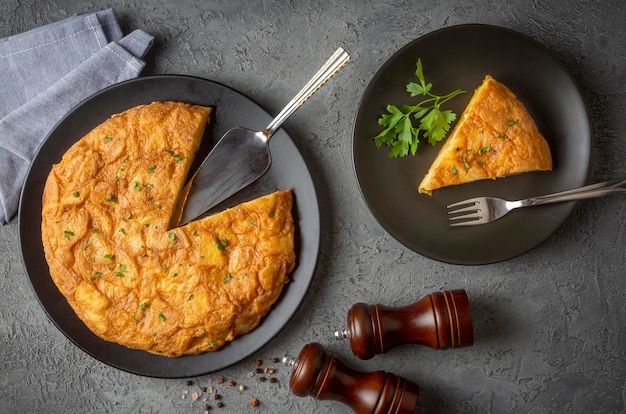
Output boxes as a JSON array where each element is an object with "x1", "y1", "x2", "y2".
[
  {"x1": 19, "y1": 75, "x2": 320, "y2": 377},
  {"x1": 353, "y1": 25, "x2": 591, "y2": 265}
]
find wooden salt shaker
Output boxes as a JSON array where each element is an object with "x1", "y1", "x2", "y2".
[
  {"x1": 284, "y1": 342, "x2": 419, "y2": 414},
  {"x1": 335, "y1": 289, "x2": 474, "y2": 359}
]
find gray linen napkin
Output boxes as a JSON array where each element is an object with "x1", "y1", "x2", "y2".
[{"x1": 0, "y1": 9, "x2": 154, "y2": 224}]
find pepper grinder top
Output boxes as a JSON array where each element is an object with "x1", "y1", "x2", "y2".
[{"x1": 335, "y1": 289, "x2": 474, "y2": 359}]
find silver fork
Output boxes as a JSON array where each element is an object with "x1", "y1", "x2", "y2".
[{"x1": 447, "y1": 178, "x2": 626, "y2": 226}]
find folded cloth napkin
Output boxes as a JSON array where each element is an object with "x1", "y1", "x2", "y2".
[{"x1": 0, "y1": 9, "x2": 154, "y2": 224}]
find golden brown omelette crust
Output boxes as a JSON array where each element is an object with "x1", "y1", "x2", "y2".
[
  {"x1": 41, "y1": 101, "x2": 296, "y2": 357},
  {"x1": 418, "y1": 76, "x2": 552, "y2": 194}
]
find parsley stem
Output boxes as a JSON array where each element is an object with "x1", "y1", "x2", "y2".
[{"x1": 435, "y1": 89, "x2": 466, "y2": 106}]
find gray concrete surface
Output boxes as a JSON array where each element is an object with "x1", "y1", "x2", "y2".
[{"x1": 1, "y1": 0, "x2": 625, "y2": 413}]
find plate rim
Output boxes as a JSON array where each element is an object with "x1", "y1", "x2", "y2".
[
  {"x1": 18, "y1": 74, "x2": 321, "y2": 377},
  {"x1": 352, "y1": 23, "x2": 592, "y2": 265}
]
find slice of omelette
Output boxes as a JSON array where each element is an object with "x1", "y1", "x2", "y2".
[
  {"x1": 41, "y1": 101, "x2": 296, "y2": 357},
  {"x1": 418, "y1": 76, "x2": 552, "y2": 195}
]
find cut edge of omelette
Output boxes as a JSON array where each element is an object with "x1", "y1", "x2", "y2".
[
  {"x1": 418, "y1": 75, "x2": 552, "y2": 195},
  {"x1": 41, "y1": 101, "x2": 296, "y2": 357}
]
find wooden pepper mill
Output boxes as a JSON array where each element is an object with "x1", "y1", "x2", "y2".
[
  {"x1": 284, "y1": 342, "x2": 419, "y2": 414},
  {"x1": 335, "y1": 289, "x2": 474, "y2": 359}
]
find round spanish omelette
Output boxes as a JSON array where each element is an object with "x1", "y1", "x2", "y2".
[{"x1": 41, "y1": 101, "x2": 296, "y2": 357}]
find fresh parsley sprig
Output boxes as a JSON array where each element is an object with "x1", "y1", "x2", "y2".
[{"x1": 374, "y1": 59, "x2": 466, "y2": 157}]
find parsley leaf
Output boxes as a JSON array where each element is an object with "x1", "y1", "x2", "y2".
[{"x1": 375, "y1": 59, "x2": 465, "y2": 157}]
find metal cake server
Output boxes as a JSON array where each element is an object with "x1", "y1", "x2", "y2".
[{"x1": 174, "y1": 47, "x2": 350, "y2": 227}]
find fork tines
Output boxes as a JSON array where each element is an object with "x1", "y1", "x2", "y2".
[{"x1": 446, "y1": 199, "x2": 483, "y2": 226}]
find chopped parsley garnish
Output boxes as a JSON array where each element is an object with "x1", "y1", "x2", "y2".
[
  {"x1": 119, "y1": 228, "x2": 126, "y2": 235},
  {"x1": 72, "y1": 191, "x2": 80, "y2": 197},
  {"x1": 104, "y1": 254, "x2": 115, "y2": 260},
  {"x1": 104, "y1": 195, "x2": 118, "y2": 203},
  {"x1": 268, "y1": 211, "x2": 275, "y2": 218},
  {"x1": 451, "y1": 166, "x2": 458, "y2": 175},
  {"x1": 187, "y1": 294, "x2": 194, "y2": 302},
  {"x1": 148, "y1": 165, "x2": 156, "y2": 174},
  {"x1": 216, "y1": 234, "x2": 227, "y2": 250},
  {"x1": 478, "y1": 146, "x2": 491, "y2": 154},
  {"x1": 497, "y1": 133, "x2": 508, "y2": 139},
  {"x1": 63, "y1": 230, "x2": 75, "y2": 240},
  {"x1": 506, "y1": 119, "x2": 519, "y2": 126},
  {"x1": 166, "y1": 150, "x2": 183, "y2": 163},
  {"x1": 461, "y1": 157, "x2": 471, "y2": 169},
  {"x1": 223, "y1": 272, "x2": 233, "y2": 283},
  {"x1": 158, "y1": 312, "x2": 166, "y2": 322},
  {"x1": 134, "y1": 181, "x2": 141, "y2": 191},
  {"x1": 103, "y1": 136, "x2": 113, "y2": 142},
  {"x1": 91, "y1": 271, "x2": 103, "y2": 280}
]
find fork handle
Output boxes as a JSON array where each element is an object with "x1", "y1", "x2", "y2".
[
  {"x1": 524, "y1": 187, "x2": 626, "y2": 207},
  {"x1": 533, "y1": 178, "x2": 626, "y2": 199}
]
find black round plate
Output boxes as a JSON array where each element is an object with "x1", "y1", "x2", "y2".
[
  {"x1": 19, "y1": 75, "x2": 320, "y2": 377},
  {"x1": 353, "y1": 25, "x2": 591, "y2": 265}
]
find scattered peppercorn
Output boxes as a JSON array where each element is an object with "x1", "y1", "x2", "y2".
[
  {"x1": 271, "y1": 357, "x2": 280, "y2": 364},
  {"x1": 269, "y1": 377, "x2": 277, "y2": 384},
  {"x1": 228, "y1": 381, "x2": 236, "y2": 387},
  {"x1": 251, "y1": 398, "x2": 260, "y2": 407},
  {"x1": 214, "y1": 394, "x2": 221, "y2": 401},
  {"x1": 267, "y1": 368, "x2": 275, "y2": 375},
  {"x1": 201, "y1": 387, "x2": 207, "y2": 392},
  {"x1": 216, "y1": 377, "x2": 224, "y2": 385},
  {"x1": 255, "y1": 368, "x2": 264, "y2": 374},
  {"x1": 239, "y1": 385, "x2": 246, "y2": 391},
  {"x1": 255, "y1": 359, "x2": 263, "y2": 367},
  {"x1": 186, "y1": 380, "x2": 193, "y2": 386},
  {"x1": 216, "y1": 402, "x2": 224, "y2": 408},
  {"x1": 203, "y1": 404, "x2": 211, "y2": 411},
  {"x1": 258, "y1": 377, "x2": 266, "y2": 382}
]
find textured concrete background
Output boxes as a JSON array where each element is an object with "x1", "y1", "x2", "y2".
[{"x1": 1, "y1": 0, "x2": 625, "y2": 413}]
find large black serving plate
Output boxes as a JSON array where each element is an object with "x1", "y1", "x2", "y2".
[{"x1": 19, "y1": 75, "x2": 320, "y2": 377}]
